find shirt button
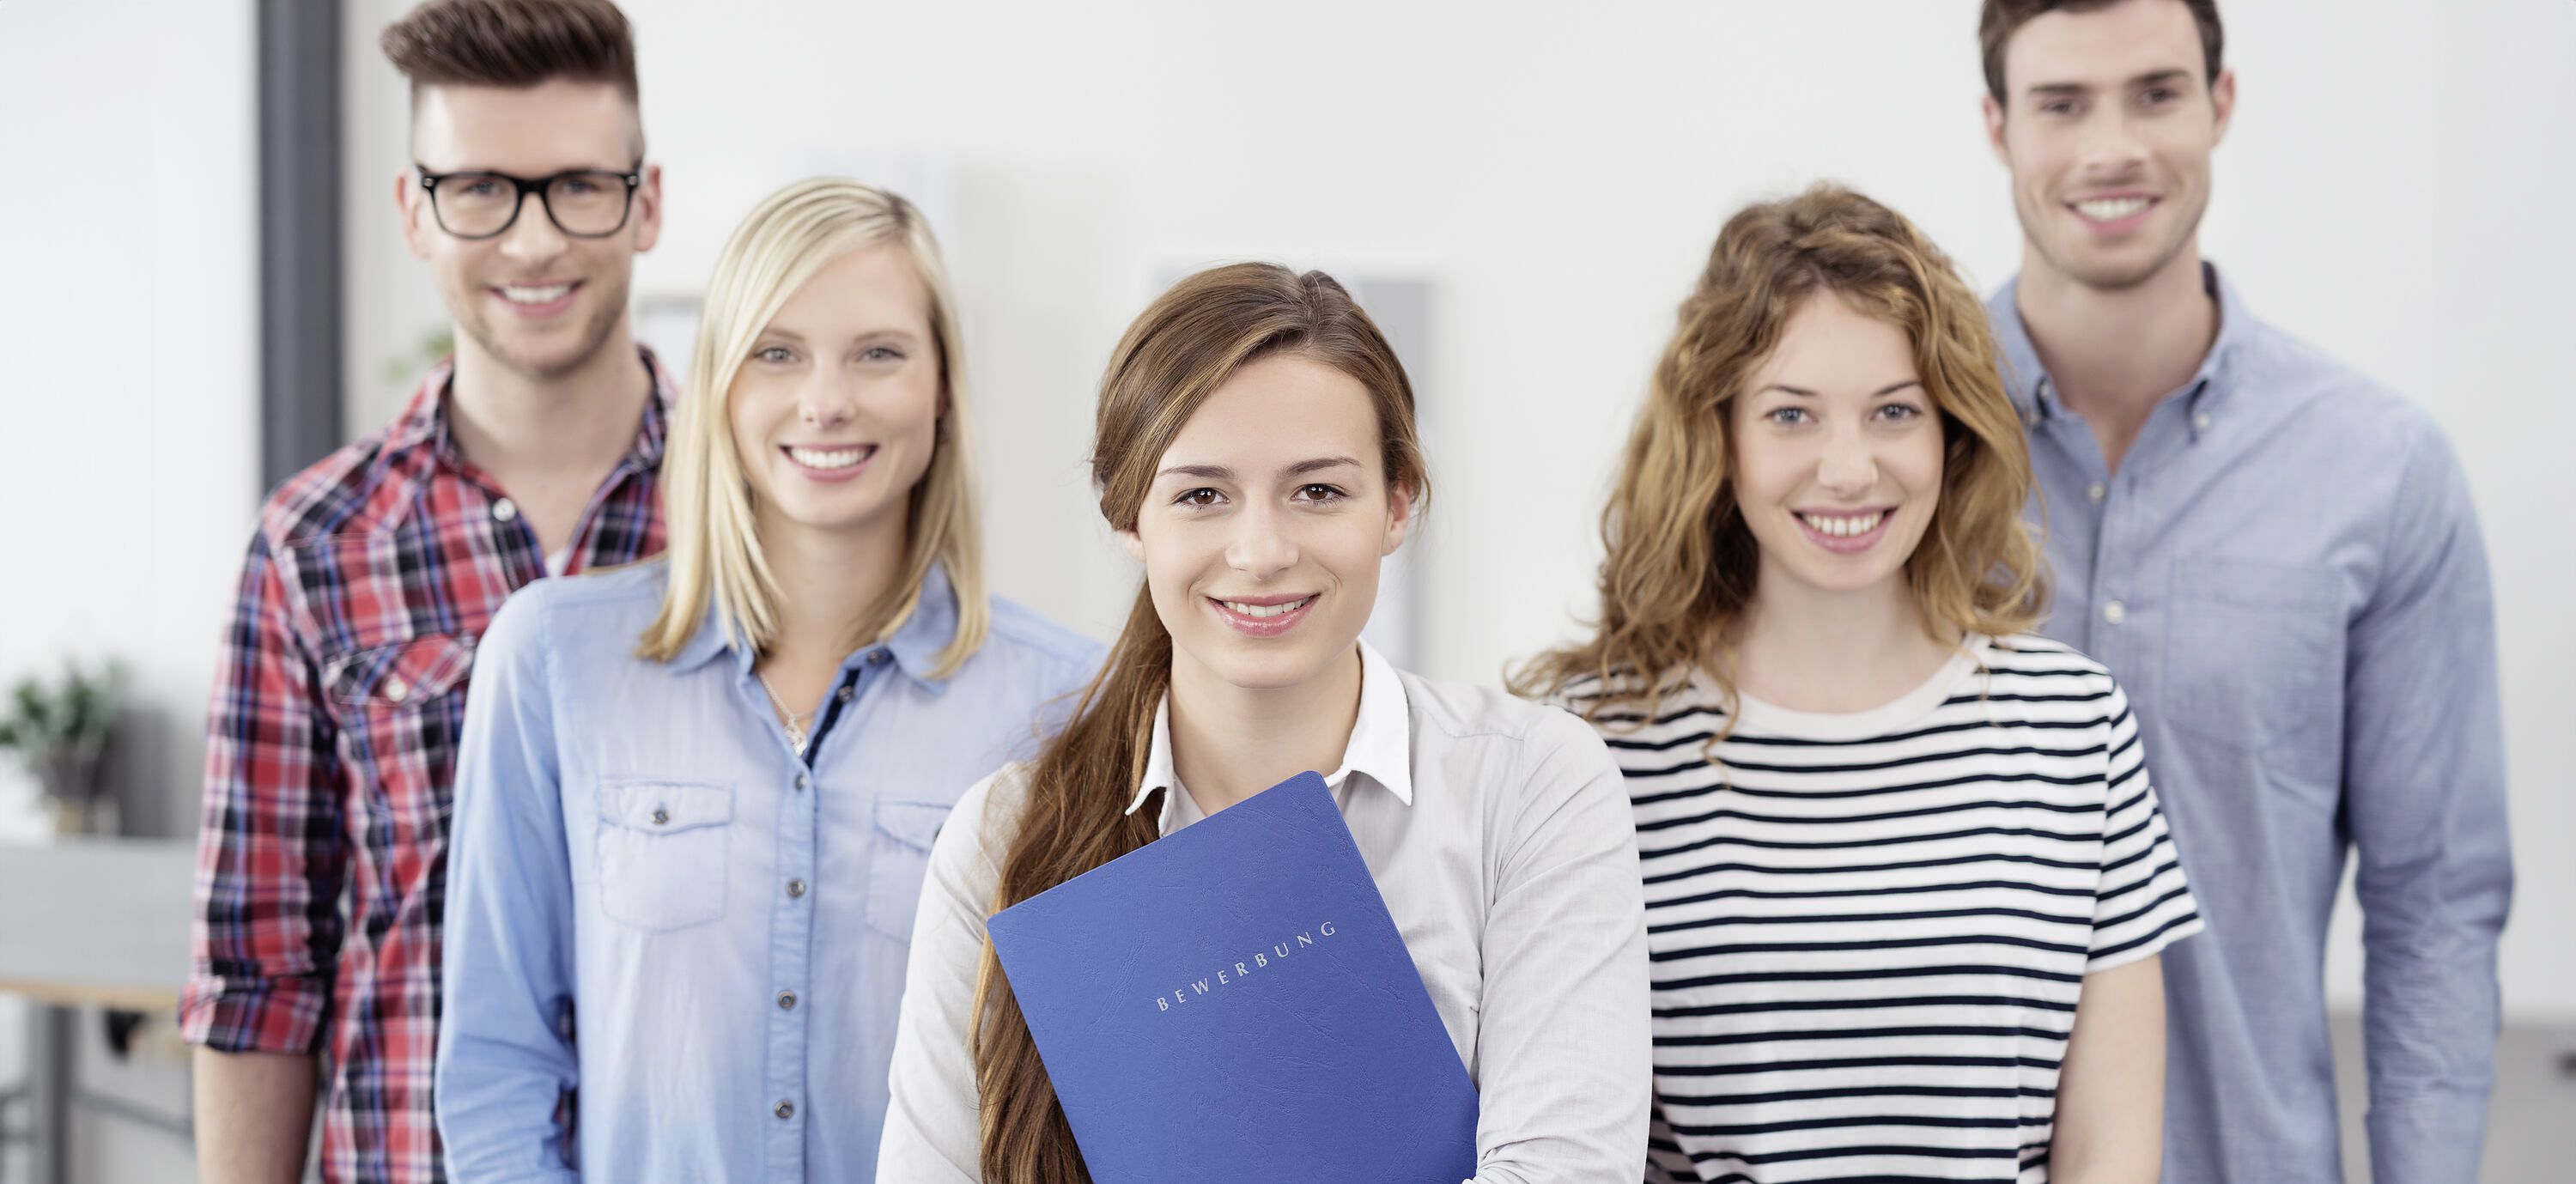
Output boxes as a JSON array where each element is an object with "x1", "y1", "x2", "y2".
[
  {"x1": 794, "y1": 773, "x2": 809, "y2": 792},
  {"x1": 836, "y1": 684, "x2": 854, "y2": 704},
  {"x1": 777, "y1": 991, "x2": 798, "y2": 1010},
  {"x1": 492, "y1": 497, "x2": 519, "y2": 522},
  {"x1": 651, "y1": 807, "x2": 669, "y2": 825},
  {"x1": 775, "y1": 1101, "x2": 794, "y2": 1120},
  {"x1": 383, "y1": 677, "x2": 409, "y2": 703},
  {"x1": 2193, "y1": 413, "x2": 2213, "y2": 432},
  {"x1": 2103, "y1": 600, "x2": 2129, "y2": 626},
  {"x1": 868, "y1": 652, "x2": 889, "y2": 666},
  {"x1": 787, "y1": 879, "x2": 807, "y2": 898},
  {"x1": 2086, "y1": 482, "x2": 2106, "y2": 502}
]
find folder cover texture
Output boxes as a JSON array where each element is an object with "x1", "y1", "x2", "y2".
[{"x1": 985, "y1": 770, "x2": 1478, "y2": 1183}]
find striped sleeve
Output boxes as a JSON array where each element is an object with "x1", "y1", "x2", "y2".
[{"x1": 2084, "y1": 682, "x2": 2203, "y2": 972}]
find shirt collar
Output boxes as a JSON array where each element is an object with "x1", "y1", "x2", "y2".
[
  {"x1": 392, "y1": 344, "x2": 676, "y2": 471},
  {"x1": 1121, "y1": 639, "x2": 1414, "y2": 835},
  {"x1": 1989, "y1": 261, "x2": 2250, "y2": 429},
  {"x1": 668, "y1": 560, "x2": 963, "y2": 694},
  {"x1": 382, "y1": 358, "x2": 456, "y2": 455}
]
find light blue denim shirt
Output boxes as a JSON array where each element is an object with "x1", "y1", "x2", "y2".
[
  {"x1": 434, "y1": 559, "x2": 1100, "y2": 1183},
  {"x1": 1990, "y1": 266, "x2": 2512, "y2": 1184}
]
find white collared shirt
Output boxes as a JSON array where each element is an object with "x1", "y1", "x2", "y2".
[
  {"x1": 878, "y1": 641, "x2": 1650, "y2": 1183},
  {"x1": 1125, "y1": 638, "x2": 1419, "y2": 835}
]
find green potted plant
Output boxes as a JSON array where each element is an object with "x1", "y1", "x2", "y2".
[{"x1": 0, "y1": 663, "x2": 124, "y2": 835}]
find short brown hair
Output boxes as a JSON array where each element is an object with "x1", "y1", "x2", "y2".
[
  {"x1": 382, "y1": 0, "x2": 638, "y2": 104},
  {"x1": 1513, "y1": 184, "x2": 2045, "y2": 721},
  {"x1": 1979, "y1": 0, "x2": 2223, "y2": 104}
]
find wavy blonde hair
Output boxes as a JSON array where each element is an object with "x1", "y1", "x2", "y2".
[
  {"x1": 1515, "y1": 183, "x2": 2045, "y2": 720},
  {"x1": 637, "y1": 177, "x2": 987, "y2": 672}
]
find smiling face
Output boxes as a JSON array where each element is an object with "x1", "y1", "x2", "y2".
[
  {"x1": 727, "y1": 240, "x2": 944, "y2": 549},
  {"x1": 400, "y1": 78, "x2": 660, "y2": 380},
  {"x1": 1122, "y1": 352, "x2": 1412, "y2": 695},
  {"x1": 1983, "y1": 0, "x2": 2233, "y2": 292},
  {"x1": 1730, "y1": 290, "x2": 1945, "y2": 604}
]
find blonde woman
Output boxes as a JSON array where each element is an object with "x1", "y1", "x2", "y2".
[
  {"x1": 1517, "y1": 186, "x2": 2202, "y2": 1184},
  {"x1": 876, "y1": 263, "x2": 1649, "y2": 1183},
  {"x1": 434, "y1": 179, "x2": 1098, "y2": 1182}
]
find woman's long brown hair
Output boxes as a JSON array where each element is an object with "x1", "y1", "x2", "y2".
[
  {"x1": 972, "y1": 263, "x2": 1428, "y2": 1183},
  {"x1": 1512, "y1": 183, "x2": 2047, "y2": 723}
]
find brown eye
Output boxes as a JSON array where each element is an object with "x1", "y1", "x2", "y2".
[{"x1": 1176, "y1": 489, "x2": 1222, "y2": 507}]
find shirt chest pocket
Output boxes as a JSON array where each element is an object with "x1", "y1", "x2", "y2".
[
  {"x1": 320, "y1": 635, "x2": 477, "y2": 825},
  {"x1": 594, "y1": 781, "x2": 734, "y2": 932},
  {"x1": 863, "y1": 799, "x2": 952, "y2": 942},
  {"x1": 2161, "y1": 556, "x2": 2347, "y2": 761}
]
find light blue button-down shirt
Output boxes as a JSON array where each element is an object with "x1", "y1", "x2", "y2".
[
  {"x1": 435, "y1": 559, "x2": 1099, "y2": 1183},
  {"x1": 1990, "y1": 266, "x2": 2513, "y2": 1184}
]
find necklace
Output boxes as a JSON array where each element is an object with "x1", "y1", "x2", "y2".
[{"x1": 756, "y1": 671, "x2": 817, "y2": 754}]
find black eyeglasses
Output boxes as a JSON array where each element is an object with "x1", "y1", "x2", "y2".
[{"x1": 414, "y1": 165, "x2": 643, "y2": 240}]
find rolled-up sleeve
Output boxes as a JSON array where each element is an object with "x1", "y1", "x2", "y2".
[
  {"x1": 182, "y1": 528, "x2": 346, "y2": 1053},
  {"x1": 1470, "y1": 709, "x2": 1651, "y2": 1184},
  {"x1": 2345, "y1": 425, "x2": 2513, "y2": 1182},
  {"x1": 434, "y1": 592, "x2": 580, "y2": 1184}
]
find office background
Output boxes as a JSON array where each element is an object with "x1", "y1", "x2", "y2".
[{"x1": 0, "y1": 0, "x2": 2568, "y2": 1179}]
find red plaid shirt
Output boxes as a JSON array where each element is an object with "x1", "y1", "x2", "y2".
[{"x1": 183, "y1": 353, "x2": 671, "y2": 1184}]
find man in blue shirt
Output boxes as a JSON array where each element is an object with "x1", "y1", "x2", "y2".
[{"x1": 1975, "y1": 2, "x2": 2512, "y2": 1181}]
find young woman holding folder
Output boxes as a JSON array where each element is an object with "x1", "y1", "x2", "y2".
[
  {"x1": 878, "y1": 263, "x2": 1651, "y2": 1182},
  {"x1": 435, "y1": 179, "x2": 1099, "y2": 1182},
  {"x1": 1516, "y1": 185, "x2": 2202, "y2": 1184}
]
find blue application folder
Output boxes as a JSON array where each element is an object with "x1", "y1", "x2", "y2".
[{"x1": 985, "y1": 770, "x2": 1479, "y2": 1183}]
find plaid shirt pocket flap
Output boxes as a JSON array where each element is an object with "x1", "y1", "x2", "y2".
[{"x1": 321, "y1": 635, "x2": 477, "y2": 710}]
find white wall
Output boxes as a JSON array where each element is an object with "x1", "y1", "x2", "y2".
[
  {"x1": 337, "y1": 0, "x2": 2573, "y2": 1021},
  {"x1": 0, "y1": 0, "x2": 260, "y2": 1179},
  {"x1": 0, "y1": 0, "x2": 259, "y2": 828}
]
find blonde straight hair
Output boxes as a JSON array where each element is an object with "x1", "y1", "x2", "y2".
[{"x1": 637, "y1": 178, "x2": 988, "y2": 673}]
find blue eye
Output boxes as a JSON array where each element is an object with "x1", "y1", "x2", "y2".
[
  {"x1": 860, "y1": 345, "x2": 904, "y2": 362},
  {"x1": 754, "y1": 346, "x2": 794, "y2": 364},
  {"x1": 1875, "y1": 404, "x2": 1923, "y2": 422},
  {"x1": 1766, "y1": 407, "x2": 1812, "y2": 426}
]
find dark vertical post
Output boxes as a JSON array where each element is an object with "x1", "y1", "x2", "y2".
[
  {"x1": 27, "y1": 1005, "x2": 72, "y2": 1184},
  {"x1": 259, "y1": 0, "x2": 343, "y2": 493}
]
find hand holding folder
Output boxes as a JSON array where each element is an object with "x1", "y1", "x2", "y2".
[{"x1": 986, "y1": 771, "x2": 1479, "y2": 1183}]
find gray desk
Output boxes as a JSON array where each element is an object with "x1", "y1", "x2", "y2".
[{"x1": 0, "y1": 836, "x2": 196, "y2": 1184}]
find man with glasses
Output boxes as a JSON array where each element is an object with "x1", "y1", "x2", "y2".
[{"x1": 183, "y1": 2, "x2": 669, "y2": 1181}]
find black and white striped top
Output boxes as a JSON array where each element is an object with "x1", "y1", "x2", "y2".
[{"x1": 1558, "y1": 634, "x2": 2201, "y2": 1184}]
